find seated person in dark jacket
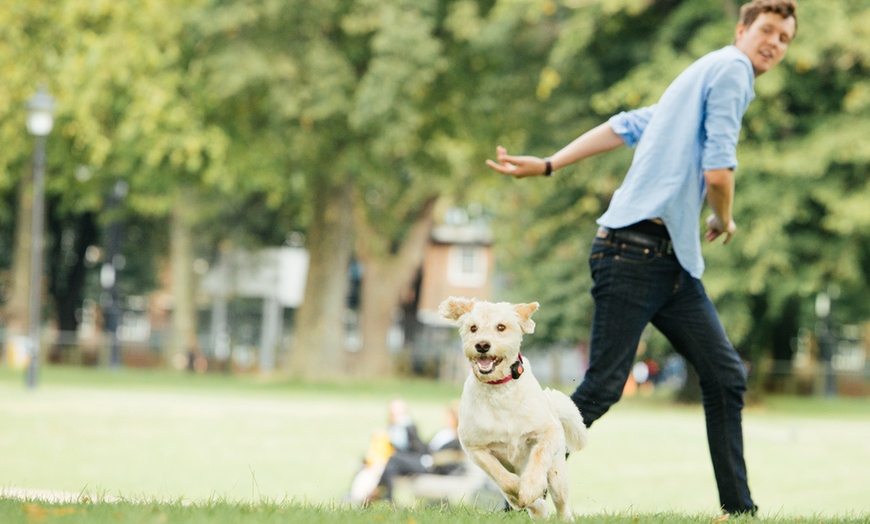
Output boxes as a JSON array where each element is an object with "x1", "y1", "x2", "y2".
[
  {"x1": 374, "y1": 403, "x2": 464, "y2": 501},
  {"x1": 348, "y1": 398, "x2": 427, "y2": 504}
]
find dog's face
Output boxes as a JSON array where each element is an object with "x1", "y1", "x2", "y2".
[{"x1": 439, "y1": 297, "x2": 538, "y2": 382}]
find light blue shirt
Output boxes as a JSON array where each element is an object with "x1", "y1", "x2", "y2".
[{"x1": 600, "y1": 45, "x2": 755, "y2": 278}]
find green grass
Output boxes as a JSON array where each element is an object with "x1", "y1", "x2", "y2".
[
  {"x1": 0, "y1": 364, "x2": 461, "y2": 400},
  {"x1": 0, "y1": 499, "x2": 867, "y2": 524},
  {"x1": 1, "y1": 365, "x2": 869, "y2": 523}
]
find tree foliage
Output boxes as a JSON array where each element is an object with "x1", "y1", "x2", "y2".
[
  {"x1": 1, "y1": 0, "x2": 868, "y2": 385},
  {"x1": 490, "y1": 0, "x2": 870, "y2": 382}
]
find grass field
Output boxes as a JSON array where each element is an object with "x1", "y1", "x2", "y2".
[
  {"x1": 1, "y1": 365, "x2": 869, "y2": 523},
  {"x1": 5, "y1": 499, "x2": 850, "y2": 524}
]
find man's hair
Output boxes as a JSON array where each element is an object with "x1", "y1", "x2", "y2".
[{"x1": 739, "y1": 0, "x2": 798, "y2": 34}]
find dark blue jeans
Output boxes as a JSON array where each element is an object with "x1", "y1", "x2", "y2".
[{"x1": 570, "y1": 228, "x2": 756, "y2": 514}]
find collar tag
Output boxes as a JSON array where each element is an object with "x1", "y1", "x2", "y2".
[{"x1": 510, "y1": 358, "x2": 524, "y2": 380}]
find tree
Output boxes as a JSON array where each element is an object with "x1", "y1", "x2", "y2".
[
  {"x1": 705, "y1": 0, "x2": 870, "y2": 389},
  {"x1": 346, "y1": 0, "x2": 501, "y2": 377},
  {"x1": 192, "y1": 0, "x2": 365, "y2": 378},
  {"x1": 486, "y1": 0, "x2": 683, "y2": 347},
  {"x1": 0, "y1": 2, "x2": 60, "y2": 340},
  {"x1": 0, "y1": 0, "x2": 229, "y2": 366},
  {"x1": 195, "y1": 0, "x2": 513, "y2": 378},
  {"x1": 353, "y1": 194, "x2": 439, "y2": 376}
]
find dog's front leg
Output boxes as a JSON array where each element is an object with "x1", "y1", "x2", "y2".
[
  {"x1": 466, "y1": 447, "x2": 521, "y2": 504},
  {"x1": 518, "y1": 430, "x2": 558, "y2": 508}
]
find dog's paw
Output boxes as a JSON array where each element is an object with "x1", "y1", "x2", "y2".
[
  {"x1": 557, "y1": 507, "x2": 575, "y2": 521},
  {"x1": 518, "y1": 483, "x2": 547, "y2": 509},
  {"x1": 525, "y1": 498, "x2": 549, "y2": 519}
]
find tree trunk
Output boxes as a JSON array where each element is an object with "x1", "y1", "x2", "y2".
[
  {"x1": 355, "y1": 263, "x2": 406, "y2": 377},
  {"x1": 354, "y1": 196, "x2": 439, "y2": 378},
  {"x1": 4, "y1": 176, "x2": 34, "y2": 340},
  {"x1": 46, "y1": 205, "x2": 98, "y2": 361},
  {"x1": 287, "y1": 177, "x2": 354, "y2": 380},
  {"x1": 761, "y1": 294, "x2": 801, "y2": 393},
  {"x1": 168, "y1": 186, "x2": 198, "y2": 368}
]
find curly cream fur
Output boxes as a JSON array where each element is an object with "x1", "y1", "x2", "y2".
[{"x1": 440, "y1": 297, "x2": 588, "y2": 520}]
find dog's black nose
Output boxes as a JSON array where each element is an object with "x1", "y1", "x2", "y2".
[{"x1": 475, "y1": 342, "x2": 490, "y2": 353}]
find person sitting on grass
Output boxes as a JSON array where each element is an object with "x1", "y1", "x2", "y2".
[
  {"x1": 346, "y1": 398, "x2": 427, "y2": 504},
  {"x1": 372, "y1": 402, "x2": 466, "y2": 503}
]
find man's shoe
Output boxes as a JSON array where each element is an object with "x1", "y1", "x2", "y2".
[{"x1": 718, "y1": 505, "x2": 758, "y2": 520}]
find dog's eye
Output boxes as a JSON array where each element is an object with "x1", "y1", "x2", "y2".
[
  {"x1": 470, "y1": 325, "x2": 477, "y2": 333},
  {"x1": 497, "y1": 324, "x2": 506, "y2": 332}
]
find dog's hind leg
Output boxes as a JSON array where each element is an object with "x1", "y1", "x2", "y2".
[{"x1": 547, "y1": 456, "x2": 574, "y2": 521}]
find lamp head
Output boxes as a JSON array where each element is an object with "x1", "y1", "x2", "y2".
[{"x1": 26, "y1": 85, "x2": 55, "y2": 137}]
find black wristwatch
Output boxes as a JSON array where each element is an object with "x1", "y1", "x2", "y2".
[{"x1": 543, "y1": 157, "x2": 553, "y2": 176}]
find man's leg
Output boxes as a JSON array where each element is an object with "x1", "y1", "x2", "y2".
[
  {"x1": 571, "y1": 237, "x2": 679, "y2": 426},
  {"x1": 652, "y1": 271, "x2": 755, "y2": 514}
]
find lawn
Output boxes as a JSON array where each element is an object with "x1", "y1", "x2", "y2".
[{"x1": 1, "y1": 365, "x2": 868, "y2": 521}]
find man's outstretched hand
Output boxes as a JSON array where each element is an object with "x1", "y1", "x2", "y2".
[{"x1": 485, "y1": 146, "x2": 546, "y2": 178}]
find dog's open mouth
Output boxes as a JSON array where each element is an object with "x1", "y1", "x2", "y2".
[{"x1": 475, "y1": 356, "x2": 502, "y2": 375}]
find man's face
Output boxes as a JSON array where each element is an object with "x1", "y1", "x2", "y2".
[{"x1": 735, "y1": 11, "x2": 796, "y2": 76}]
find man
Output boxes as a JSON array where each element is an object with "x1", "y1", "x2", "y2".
[{"x1": 485, "y1": 0, "x2": 797, "y2": 516}]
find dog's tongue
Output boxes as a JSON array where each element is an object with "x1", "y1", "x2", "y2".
[{"x1": 477, "y1": 357, "x2": 496, "y2": 373}]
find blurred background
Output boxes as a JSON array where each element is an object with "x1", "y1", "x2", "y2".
[{"x1": 1, "y1": 0, "x2": 869, "y2": 400}]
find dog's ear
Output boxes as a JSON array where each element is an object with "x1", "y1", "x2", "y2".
[
  {"x1": 514, "y1": 302, "x2": 539, "y2": 334},
  {"x1": 439, "y1": 296, "x2": 476, "y2": 322}
]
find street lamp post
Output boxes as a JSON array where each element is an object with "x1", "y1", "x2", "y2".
[
  {"x1": 101, "y1": 179, "x2": 128, "y2": 369},
  {"x1": 25, "y1": 86, "x2": 55, "y2": 389},
  {"x1": 814, "y1": 286, "x2": 838, "y2": 397}
]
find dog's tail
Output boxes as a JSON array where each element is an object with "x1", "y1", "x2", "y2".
[{"x1": 545, "y1": 389, "x2": 589, "y2": 453}]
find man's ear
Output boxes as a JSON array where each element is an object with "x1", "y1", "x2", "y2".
[
  {"x1": 514, "y1": 302, "x2": 539, "y2": 334},
  {"x1": 439, "y1": 296, "x2": 476, "y2": 322},
  {"x1": 734, "y1": 22, "x2": 747, "y2": 45}
]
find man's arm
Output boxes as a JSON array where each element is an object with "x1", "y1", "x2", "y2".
[
  {"x1": 485, "y1": 122, "x2": 624, "y2": 178},
  {"x1": 700, "y1": 57, "x2": 752, "y2": 245},
  {"x1": 704, "y1": 168, "x2": 737, "y2": 244}
]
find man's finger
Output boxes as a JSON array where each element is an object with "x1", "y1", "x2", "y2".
[
  {"x1": 497, "y1": 153, "x2": 520, "y2": 166},
  {"x1": 485, "y1": 159, "x2": 503, "y2": 171},
  {"x1": 485, "y1": 159, "x2": 514, "y2": 173},
  {"x1": 705, "y1": 229, "x2": 721, "y2": 242}
]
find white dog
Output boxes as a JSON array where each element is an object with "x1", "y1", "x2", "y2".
[{"x1": 439, "y1": 297, "x2": 588, "y2": 520}]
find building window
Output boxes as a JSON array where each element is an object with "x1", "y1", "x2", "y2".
[{"x1": 448, "y1": 245, "x2": 487, "y2": 288}]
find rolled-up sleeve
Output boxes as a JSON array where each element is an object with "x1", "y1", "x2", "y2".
[
  {"x1": 608, "y1": 105, "x2": 657, "y2": 148},
  {"x1": 702, "y1": 60, "x2": 754, "y2": 171}
]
